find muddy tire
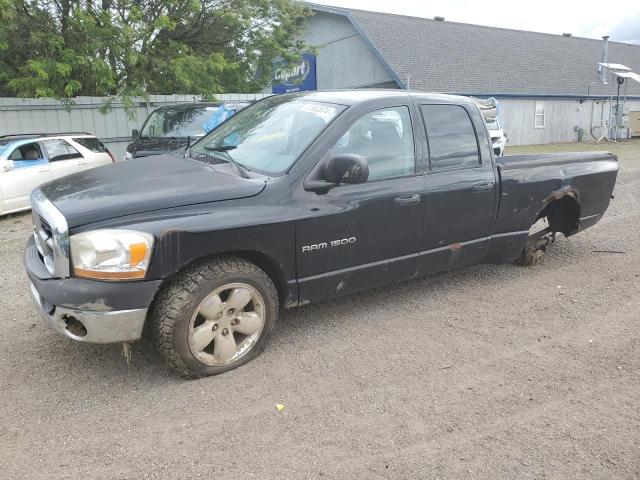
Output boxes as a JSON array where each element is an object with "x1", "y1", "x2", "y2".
[{"x1": 150, "y1": 257, "x2": 278, "y2": 378}]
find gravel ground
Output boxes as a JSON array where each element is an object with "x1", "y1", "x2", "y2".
[{"x1": 1, "y1": 140, "x2": 639, "y2": 479}]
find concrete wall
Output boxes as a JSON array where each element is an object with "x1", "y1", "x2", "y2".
[
  {"x1": 497, "y1": 97, "x2": 640, "y2": 145},
  {"x1": 0, "y1": 93, "x2": 270, "y2": 160}
]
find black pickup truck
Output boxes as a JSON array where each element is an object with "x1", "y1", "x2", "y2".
[{"x1": 24, "y1": 90, "x2": 618, "y2": 377}]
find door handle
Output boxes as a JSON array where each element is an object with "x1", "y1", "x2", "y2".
[
  {"x1": 393, "y1": 193, "x2": 421, "y2": 205},
  {"x1": 471, "y1": 182, "x2": 494, "y2": 192},
  {"x1": 38, "y1": 166, "x2": 50, "y2": 173}
]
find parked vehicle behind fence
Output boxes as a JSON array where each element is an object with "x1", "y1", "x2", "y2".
[
  {"x1": 24, "y1": 91, "x2": 617, "y2": 377},
  {"x1": 124, "y1": 102, "x2": 250, "y2": 161},
  {"x1": 0, "y1": 133, "x2": 114, "y2": 216}
]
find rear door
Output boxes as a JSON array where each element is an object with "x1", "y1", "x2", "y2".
[
  {"x1": 71, "y1": 137, "x2": 113, "y2": 166},
  {"x1": 420, "y1": 103, "x2": 498, "y2": 272},
  {"x1": 295, "y1": 104, "x2": 427, "y2": 303},
  {"x1": 0, "y1": 141, "x2": 51, "y2": 212},
  {"x1": 41, "y1": 139, "x2": 85, "y2": 180}
]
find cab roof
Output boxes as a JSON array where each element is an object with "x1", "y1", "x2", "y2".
[
  {"x1": 152, "y1": 101, "x2": 251, "y2": 112},
  {"x1": 280, "y1": 89, "x2": 476, "y2": 107}
]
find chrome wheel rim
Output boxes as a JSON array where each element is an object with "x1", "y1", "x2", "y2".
[{"x1": 188, "y1": 283, "x2": 265, "y2": 367}]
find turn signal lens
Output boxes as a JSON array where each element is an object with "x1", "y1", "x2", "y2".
[{"x1": 70, "y1": 229, "x2": 154, "y2": 281}]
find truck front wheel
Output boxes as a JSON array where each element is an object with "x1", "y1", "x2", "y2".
[{"x1": 150, "y1": 257, "x2": 278, "y2": 378}]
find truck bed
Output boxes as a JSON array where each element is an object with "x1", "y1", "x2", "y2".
[
  {"x1": 496, "y1": 151, "x2": 615, "y2": 169},
  {"x1": 487, "y1": 151, "x2": 618, "y2": 262}
]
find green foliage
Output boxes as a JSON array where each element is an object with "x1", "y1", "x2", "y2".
[{"x1": 0, "y1": 0, "x2": 310, "y2": 111}]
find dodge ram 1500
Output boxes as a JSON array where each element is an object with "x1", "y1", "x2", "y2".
[{"x1": 24, "y1": 90, "x2": 618, "y2": 377}]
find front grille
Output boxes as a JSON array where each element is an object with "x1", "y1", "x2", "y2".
[
  {"x1": 32, "y1": 212, "x2": 55, "y2": 273},
  {"x1": 30, "y1": 189, "x2": 70, "y2": 278},
  {"x1": 40, "y1": 217, "x2": 52, "y2": 238}
]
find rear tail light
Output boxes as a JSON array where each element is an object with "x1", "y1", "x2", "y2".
[{"x1": 107, "y1": 150, "x2": 115, "y2": 163}]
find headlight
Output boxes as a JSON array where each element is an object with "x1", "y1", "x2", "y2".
[
  {"x1": 70, "y1": 229, "x2": 154, "y2": 280},
  {"x1": 123, "y1": 151, "x2": 133, "y2": 161}
]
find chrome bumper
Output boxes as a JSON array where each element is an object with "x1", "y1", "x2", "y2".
[{"x1": 29, "y1": 282, "x2": 147, "y2": 344}]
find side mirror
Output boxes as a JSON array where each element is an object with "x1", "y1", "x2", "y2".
[
  {"x1": 305, "y1": 154, "x2": 369, "y2": 193},
  {"x1": 325, "y1": 154, "x2": 369, "y2": 185},
  {"x1": 132, "y1": 129, "x2": 139, "y2": 140}
]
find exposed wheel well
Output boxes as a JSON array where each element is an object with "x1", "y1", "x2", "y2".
[{"x1": 539, "y1": 191, "x2": 581, "y2": 237}]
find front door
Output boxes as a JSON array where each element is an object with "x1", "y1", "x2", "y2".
[
  {"x1": 419, "y1": 103, "x2": 498, "y2": 273},
  {"x1": 0, "y1": 141, "x2": 51, "y2": 212},
  {"x1": 295, "y1": 105, "x2": 426, "y2": 303}
]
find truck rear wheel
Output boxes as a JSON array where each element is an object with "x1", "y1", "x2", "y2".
[
  {"x1": 516, "y1": 228, "x2": 555, "y2": 266},
  {"x1": 150, "y1": 257, "x2": 278, "y2": 378}
]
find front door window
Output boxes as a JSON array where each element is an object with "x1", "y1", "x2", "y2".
[
  {"x1": 332, "y1": 106, "x2": 415, "y2": 181},
  {"x1": 8, "y1": 143, "x2": 46, "y2": 168}
]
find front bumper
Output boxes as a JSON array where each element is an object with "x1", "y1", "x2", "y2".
[
  {"x1": 25, "y1": 236, "x2": 162, "y2": 344},
  {"x1": 29, "y1": 282, "x2": 147, "y2": 343}
]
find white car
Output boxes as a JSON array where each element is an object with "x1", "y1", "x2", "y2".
[
  {"x1": 0, "y1": 133, "x2": 114, "y2": 216},
  {"x1": 486, "y1": 118, "x2": 507, "y2": 156}
]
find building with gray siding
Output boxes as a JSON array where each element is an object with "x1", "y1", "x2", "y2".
[{"x1": 276, "y1": 3, "x2": 640, "y2": 145}]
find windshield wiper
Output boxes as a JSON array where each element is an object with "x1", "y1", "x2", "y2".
[
  {"x1": 207, "y1": 145, "x2": 237, "y2": 152},
  {"x1": 203, "y1": 145, "x2": 250, "y2": 179}
]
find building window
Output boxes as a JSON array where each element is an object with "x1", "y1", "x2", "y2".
[{"x1": 534, "y1": 101, "x2": 546, "y2": 128}]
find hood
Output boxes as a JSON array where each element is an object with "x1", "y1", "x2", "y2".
[{"x1": 39, "y1": 154, "x2": 266, "y2": 227}]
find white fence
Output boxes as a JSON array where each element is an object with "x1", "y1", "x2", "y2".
[{"x1": 0, "y1": 94, "x2": 271, "y2": 160}]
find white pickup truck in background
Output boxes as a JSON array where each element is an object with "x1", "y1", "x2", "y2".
[{"x1": 486, "y1": 117, "x2": 508, "y2": 156}]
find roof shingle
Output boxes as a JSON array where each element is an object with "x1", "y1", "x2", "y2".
[{"x1": 311, "y1": 5, "x2": 640, "y2": 97}]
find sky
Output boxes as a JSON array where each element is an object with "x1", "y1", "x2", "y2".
[{"x1": 311, "y1": 0, "x2": 640, "y2": 44}]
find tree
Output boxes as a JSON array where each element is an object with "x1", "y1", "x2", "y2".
[{"x1": 0, "y1": 0, "x2": 310, "y2": 108}]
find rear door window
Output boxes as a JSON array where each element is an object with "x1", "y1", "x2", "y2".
[
  {"x1": 421, "y1": 104, "x2": 480, "y2": 171},
  {"x1": 42, "y1": 139, "x2": 83, "y2": 162},
  {"x1": 73, "y1": 137, "x2": 107, "y2": 153}
]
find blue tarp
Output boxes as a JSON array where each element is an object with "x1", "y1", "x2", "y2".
[{"x1": 203, "y1": 104, "x2": 236, "y2": 133}]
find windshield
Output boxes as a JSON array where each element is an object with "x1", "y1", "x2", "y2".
[
  {"x1": 0, "y1": 143, "x2": 10, "y2": 156},
  {"x1": 190, "y1": 96, "x2": 344, "y2": 175},
  {"x1": 141, "y1": 106, "x2": 222, "y2": 138}
]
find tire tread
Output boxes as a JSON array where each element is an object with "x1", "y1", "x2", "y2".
[{"x1": 149, "y1": 256, "x2": 277, "y2": 378}]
